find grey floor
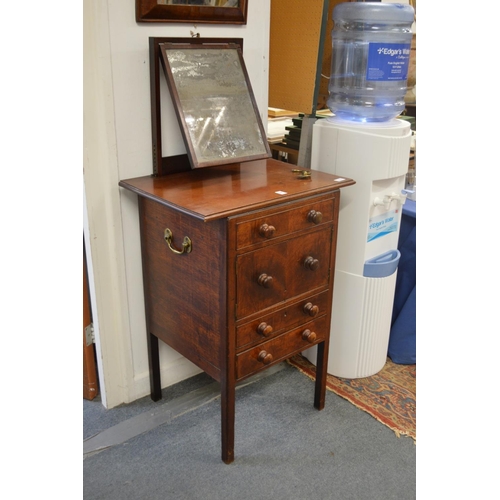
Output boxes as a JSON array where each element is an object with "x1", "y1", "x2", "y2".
[{"x1": 83, "y1": 361, "x2": 416, "y2": 500}]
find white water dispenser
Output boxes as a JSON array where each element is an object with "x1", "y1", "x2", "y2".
[{"x1": 304, "y1": 117, "x2": 412, "y2": 378}]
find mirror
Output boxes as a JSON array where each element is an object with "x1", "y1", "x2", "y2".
[{"x1": 159, "y1": 43, "x2": 271, "y2": 169}]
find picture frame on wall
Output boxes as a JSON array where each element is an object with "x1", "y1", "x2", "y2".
[{"x1": 136, "y1": 1, "x2": 248, "y2": 25}]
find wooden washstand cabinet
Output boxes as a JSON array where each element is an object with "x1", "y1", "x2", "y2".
[
  {"x1": 120, "y1": 160, "x2": 354, "y2": 463},
  {"x1": 119, "y1": 38, "x2": 355, "y2": 463}
]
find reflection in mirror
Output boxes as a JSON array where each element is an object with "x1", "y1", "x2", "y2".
[{"x1": 161, "y1": 45, "x2": 270, "y2": 168}]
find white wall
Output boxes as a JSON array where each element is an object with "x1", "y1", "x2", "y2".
[{"x1": 84, "y1": 0, "x2": 271, "y2": 408}]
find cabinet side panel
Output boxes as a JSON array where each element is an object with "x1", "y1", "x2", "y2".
[{"x1": 139, "y1": 198, "x2": 226, "y2": 379}]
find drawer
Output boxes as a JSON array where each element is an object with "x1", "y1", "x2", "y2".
[
  {"x1": 235, "y1": 197, "x2": 335, "y2": 250},
  {"x1": 286, "y1": 228, "x2": 332, "y2": 298},
  {"x1": 236, "y1": 240, "x2": 287, "y2": 318},
  {"x1": 236, "y1": 228, "x2": 332, "y2": 319},
  {"x1": 236, "y1": 316, "x2": 328, "y2": 380},
  {"x1": 236, "y1": 290, "x2": 330, "y2": 350}
]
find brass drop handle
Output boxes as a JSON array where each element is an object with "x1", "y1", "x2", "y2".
[
  {"x1": 257, "y1": 322, "x2": 273, "y2": 337},
  {"x1": 307, "y1": 210, "x2": 323, "y2": 224},
  {"x1": 303, "y1": 302, "x2": 319, "y2": 317},
  {"x1": 304, "y1": 256, "x2": 320, "y2": 271},
  {"x1": 259, "y1": 223, "x2": 276, "y2": 239},
  {"x1": 164, "y1": 228, "x2": 192, "y2": 255},
  {"x1": 258, "y1": 273, "x2": 273, "y2": 288},
  {"x1": 302, "y1": 329, "x2": 317, "y2": 343},
  {"x1": 257, "y1": 350, "x2": 273, "y2": 365}
]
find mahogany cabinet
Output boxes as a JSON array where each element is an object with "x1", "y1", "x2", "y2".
[{"x1": 119, "y1": 158, "x2": 354, "y2": 463}]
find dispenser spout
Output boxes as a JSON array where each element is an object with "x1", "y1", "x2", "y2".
[{"x1": 373, "y1": 191, "x2": 408, "y2": 209}]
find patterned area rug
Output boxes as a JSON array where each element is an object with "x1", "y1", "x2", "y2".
[{"x1": 287, "y1": 354, "x2": 416, "y2": 441}]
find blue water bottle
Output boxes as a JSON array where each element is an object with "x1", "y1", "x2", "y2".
[{"x1": 327, "y1": 1, "x2": 415, "y2": 122}]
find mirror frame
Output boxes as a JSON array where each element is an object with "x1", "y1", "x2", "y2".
[{"x1": 159, "y1": 42, "x2": 270, "y2": 169}]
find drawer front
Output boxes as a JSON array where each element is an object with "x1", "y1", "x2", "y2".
[
  {"x1": 236, "y1": 291, "x2": 330, "y2": 350},
  {"x1": 236, "y1": 197, "x2": 335, "y2": 250},
  {"x1": 286, "y1": 227, "x2": 332, "y2": 299},
  {"x1": 236, "y1": 228, "x2": 332, "y2": 319},
  {"x1": 236, "y1": 241, "x2": 288, "y2": 318},
  {"x1": 236, "y1": 316, "x2": 328, "y2": 380}
]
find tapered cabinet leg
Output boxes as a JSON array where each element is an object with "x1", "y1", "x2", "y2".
[
  {"x1": 314, "y1": 341, "x2": 328, "y2": 410},
  {"x1": 221, "y1": 377, "x2": 236, "y2": 464},
  {"x1": 147, "y1": 332, "x2": 162, "y2": 402}
]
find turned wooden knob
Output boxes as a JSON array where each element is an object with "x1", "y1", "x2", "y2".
[
  {"x1": 258, "y1": 350, "x2": 273, "y2": 364},
  {"x1": 302, "y1": 329, "x2": 317, "y2": 343},
  {"x1": 259, "y1": 223, "x2": 276, "y2": 239},
  {"x1": 307, "y1": 210, "x2": 323, "y2": 224},
  {"x1": 258, "y1": 273, "x2": 273, "y2": 288},
  {"x1": 303, "y1": 302, "x2": 319, "y2": 317},
  {"x1": 304, "y1": 256, "x2": 320, "y2": 271},
  {"x1": 257, "y1": 322, "x2": 273, "y2": 337}
]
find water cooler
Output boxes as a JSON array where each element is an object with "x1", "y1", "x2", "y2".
[{"x1": 304, "y1": 117, "x2": 412, "y2": 378}]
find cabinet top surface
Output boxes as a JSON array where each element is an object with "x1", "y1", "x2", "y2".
[{"x1": 119, "y1": 158, "x2": 355, "y2": 221}]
